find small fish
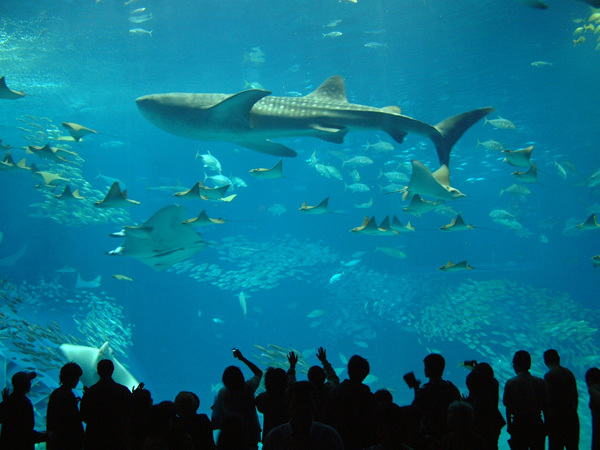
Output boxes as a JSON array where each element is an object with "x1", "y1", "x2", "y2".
[
  {"x1": 573, "y1": 36, "x2": 586, "y2": 47},
  {"x1": 329, "y1": 272, "x2": 344, "y2": 284},
  {"x1": 484, "y1": 116, "x2": 516, "y2": 130},
  {"x1": 323, "y1": 19, "x2": 342, "y2": 28},
  {"x1": 554, "y1": 161, "x2": 567, "y2": 180},
  {"x1": 128, "y1": 13, "x2": 153, "y2": 24},
  {"x1": 531, "y1": 61, "x2": 552, "y2": 68},
  {"x1": 131, "y1": 7, "x2": 146, "y2": 13},
  {"x1": 307, "y1": 309, "x2": 326, "y2": 318},
  {"x1": 322, "y1": 31, "x2": 343, "y2": 38},
  {"x1": 212, "y1": 318, "x2": 224, "y2": 324},
  {"x1": 364, "y1": 42, "x2": 388, "y2": 49},
  {"x1": 129, "y1": 28, "x2": 152, "y2": 36}
]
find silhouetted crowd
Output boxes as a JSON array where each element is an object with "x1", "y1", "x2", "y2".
[{"x1": 0, "y1": 346, "x2": 599, "y2": 450}]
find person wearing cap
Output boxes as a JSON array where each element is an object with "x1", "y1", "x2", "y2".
[
  {"x1": 0, "y1": 371, "x2": 47, "y2": 449},
  {"x1": 46, "y1": 362, "x2": 84, "y2": 450}
]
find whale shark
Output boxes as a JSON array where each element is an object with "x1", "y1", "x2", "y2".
[{"x1": 136, "y1": 75, "x2": 493, "y2": 163}]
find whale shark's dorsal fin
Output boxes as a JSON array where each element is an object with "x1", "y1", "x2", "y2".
[
  {"x1": 305, "y1": 75, "x2": 348, "y2": 103},
  {"x1": 212, "y1": 89, "x2": 271, "y2": 122}
]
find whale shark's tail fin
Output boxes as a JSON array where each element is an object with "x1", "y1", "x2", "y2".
[{"x1": 432, "y1": 107, "x2": 494, "y2": 166}]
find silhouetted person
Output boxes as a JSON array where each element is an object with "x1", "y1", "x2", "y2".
[
  {"x1": 503, "y1": 350, "x2": 549, "y2": 450},
  {"x1": 304, "y1": 347, "x2": 339, "y2": 422},
  {"x1": 374, "y1": 389, "x2": 393, "y2": 405},
  {"x1": 263, "y1": 381, "x2": 343, "y2": 449},
  {"x1": 399, "y1": 405, "x2": 440, "y2": 450},
  {"x1": 364, "y1": 401, "x2": 414, "y2": 450},
  {"x1": 324, "y1": 354, "x2": 376, "y2": 450},
  {"x1": 586, "y1": 368, "x2": 600, "y2": 450},
  {"x1": 211, "y1": 348, "x2": 263, "y2": 449},
  {"x1": 144, "y1": 401, "x2": 179, "y2": 449},
  {"x1": 174, "y1": 391, "x2": 215, "y2": 450},
  {"x1": 465, "y1": 362, "x2": 505, "y2": 450},
  {"x1": 412, "y1": 353, "x2": 461, "y2": 440},
  {"x1": 543, "y1": 349, "x2": 579, "y2": 450},
  {"x1": 130, "y1": 386, "x2": 153, "y2": 450},
  {"x1": 0, "y1": 371, "x2": 46, "y2": 450},
  {"x1": 80, "y1": 359, "x2": 133, "y2": 450},
  {"x1": 46, "y1": 362, "x2": 84, "y2": 450},
  {"x1": 440, "y1": 400, "x2": 486, "y2": 450},
  {"x1": 215, "y1": 413, "x2": 253, "y2": 450},
  {"x1": 255, "y1": 367, "x2": 290, "y2": 441}
]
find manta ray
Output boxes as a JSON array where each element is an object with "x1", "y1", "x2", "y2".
[
  {"x1": 55, "y1": 185, "x2": 85, "y2": 200},
  {"x1": 438, "y1": 260, "x2": 474, "y2": 272},
  {"x1": 402, "y1": 161, "x2": 466, "y2": 201},
  {"x1": 183, "y1": 210, "x2": 225, "y2": 226},
  {"x1": 299, "y1": 197, "x2": 329, "y2": 214},
  {"x1": 440, "y1": 213, "x2": 475, "y2": 231},
  {"x1": 107, "y1": 204, "x2": 207, "y2": 270},
  {"x1": 60, "y1": 341, "x2": 139, "y2": 390},
  {"x1": 136, "y1": 75, "x2": 493, "y2": 162},
  {"x1": 250, "y1": 159, "x2": 283, "y2": 179},
  {"x1": 503, "y1": 146, "x2": 534, "y2": 167},
  {"x1": 0, "y1": 76, "x2": 25, "y2": 99},
  {"x1": 62, "y1": 122, "x2": 98, "y2": 141},
  {"x1": 95, "y1": 181, "x2": 140, "y2": 208},
  {"x1": 512, "y1": 162, "x2": 538, "y2": 183}
]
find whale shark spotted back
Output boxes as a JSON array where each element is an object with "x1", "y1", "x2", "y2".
[{"x1": 136, "y1": 75, "x2": 493, "y2": 165}]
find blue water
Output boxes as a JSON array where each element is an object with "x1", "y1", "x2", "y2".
[{"x1": 1, "y1": 0, "x2": 600, "y2": 447}]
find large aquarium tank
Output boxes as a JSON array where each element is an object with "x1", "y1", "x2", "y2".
[{"x1": 1, "y1": 0, "x2": 599, "y2": 447}]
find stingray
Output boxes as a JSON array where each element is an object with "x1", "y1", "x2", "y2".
[
  {"x1": 502, "y1": 146, "x2": 533, "y2": 167},
  {"x1": 299, "y1": 197, "x2": 329, "y2": 214},
  {"x1": 440, "y1": 213, "x2": 475, "y2": 231},
  {"x1": 204, "y1": 193, "x2": 237, "y2": 202},
  {"x1": 0, "y1": 151, "x2": 28, "y2": 171},
  {"x1": 438, "y1": 260, "x2": 474, "y2": 272},
  {"x1": 183, "y1": 210, "x2": 225, "y2": 226},
  {"x1": 402, "y1": 160, "x2": 466, "y2": 201},
  {"x1": 55, "y1": 185, "x2": 85, "y2": 200},
  {"x1": 60, "y1": 341, "x2": 139, "y2": 390},
  {"x1": 107, "y1": 204, "x2": 207, "y2": 271},
  {"x1": 512, "y1": 162, "x2": 538, "y2": 183},
  {"x1": 403, "y1": 194, "x2": 441, "y2": 216},
  {"x1": 249, "y1": 159, "x2": 283, "y2": 179},
  {"x1": 351, "y1": 216, "x2": 380, "y2": 234},
  {"x1": 576, "y1": 214, "x2": 600, "y2": 230},
  {"x1": 0, "y1": 76, "x2": 25, "y2": 99},
  {"x1": 26, "y1": 144, "x2": 75, "y2": 164},
  {"x1": 174, "y1": 181, "x2": 230, "y2": 200},
  {"x1": 391, "y1": 215, "x2": 415, "y2": 232},
  {"x1": 95, "y1": 182, "x2": 140, "y2": 208},
  {"x1": 376, "y1": 216, "x2": 400, "y2": 235},
  {"x1": 61, "y1": 122, "x2": 98, "y2": 141},
  {"x1": 35, "y1": 171, "x2": 69, "y2": 188},
  {"x1": 112, "y1": 274, "x2": 134, "y2": 281},
  {"x1": 75, "y1": 273, "x2": 101, "y2": 288}
]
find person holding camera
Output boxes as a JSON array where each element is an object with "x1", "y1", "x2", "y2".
[{"x1": 211, "y1": 348, "x2": 263, "y2": 450}]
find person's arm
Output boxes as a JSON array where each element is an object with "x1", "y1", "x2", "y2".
[
  {"x1": 233, "y1": 348, "x2": 263, "y2": 379},
  {"x1": 287, "y1": 351, "x2": 298, "y2": 386},
  {"x1": 317, "y1": 347, "x2": 339, "y2": 386}
]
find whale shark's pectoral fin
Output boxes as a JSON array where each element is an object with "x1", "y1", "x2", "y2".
[
  {"x1": 212, "y1": 89, "x2": 272, "y2": 124},
  {"x1": 311, "y1": 124, "x2": 348, "y2": 144},
  {"x1": 237, "y1": 139, "x2": 297, "y2": 157}
]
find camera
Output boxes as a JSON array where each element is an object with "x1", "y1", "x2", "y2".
[
  {"x1": 403, "y1": 371, "x2": 420, "y2": 389},
  {"x1": 463, "y1": 360, "x2": 477, "y2": 369}
]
